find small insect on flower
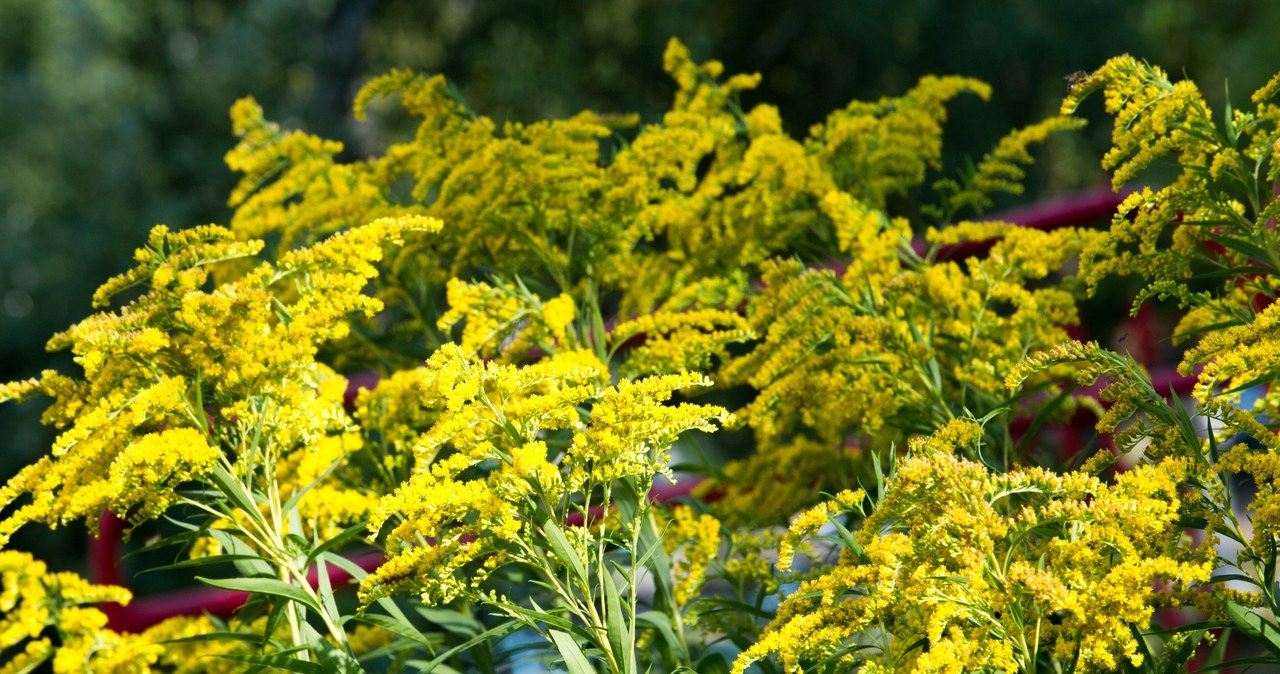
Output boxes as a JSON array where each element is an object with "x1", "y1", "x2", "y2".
[{"x1": 1065, "y1": 70, "x2": 1090, "y2": 94}]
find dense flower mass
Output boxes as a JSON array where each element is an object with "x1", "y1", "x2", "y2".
[
  {"x1": 0, "y1": 550, "x2": 233, "y2": 673},
  {"x1": 733, "y1": 428, "x2": 1213, "y2": 674},
  {"x1": 6, "y1": 39, "x2": 1280, "y2": 674},
  {"x1": 358, "y1": 344, "x2": 729, "y2": 606}
]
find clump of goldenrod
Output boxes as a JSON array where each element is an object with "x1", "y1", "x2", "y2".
[
  {"x1": 11, "y1": 37, "x2": 1280, "y2": 674},
  {"x1": 734, "y1": 426, "x2": 1213, "y2": 674}
]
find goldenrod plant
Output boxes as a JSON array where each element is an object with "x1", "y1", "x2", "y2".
[{"x1": 5, "y1": 39, "x2": 1280, "y2": 672}]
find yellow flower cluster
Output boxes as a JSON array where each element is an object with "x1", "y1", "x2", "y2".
[
  {"x1": 776, "y1": 488, "x2": 865, "y2": 573},
  {"x1": 809, "y1": 75, "x2": 991, "y2": 210},
  {"x1": 710, "y1": 221, "x2": 1105, "y2": 525},
  {"x1": 19, "y1": 36, "x2": 1266, "y2": 673},
  {"x1": 212, "y1": 46, "x2": 1093, "y2": 582},
  {"x1": 0, "y1": 215, "x2": 437, "y2": 546},
  {"x1": 735, "y1": 441, "x2": 1213, "y2": 674},
  {"x1": 1065, "y1": 55, "x2": 1280, "y2": 342},
  {"x1": 1062, "y1": 56, "x2": 1214, "y2": 189},
  {"x1": 436, "y1": 278, "x2": 581, "y2": 359},
  {"x1": 358, "y1": 344, "x2": 729, "y2": 606},
  {"x1": 351, "y1": 366, "x2": 440, "y2": 485},
  {"x1": 611, "y1": 307, "x2": 753, "y2": 378},
  {"x1": 930, "y1": 116, "x2": 1088, "y2": 218},
  {"x1": 226, "y1": 96, "x2": 367, "y2": 246},
  {"x1": 1183, "y1": 300, "x2": 1280, "y2": 411},
  {"x1": 567, "y1": 372, "x2": 731, "y2": 487},
  {"x1": 1055, "y1": 62, "x2": 1280, "y2": 646},
  {"x1": 661, "y1": 505, "x2": 724, "y2": 608},
  {"x1": 221, "y1": 36, "x2": 1047, "y2": 372},
  {"x1": 0, "y1": 550, "x2": 236, "y2": 673}
]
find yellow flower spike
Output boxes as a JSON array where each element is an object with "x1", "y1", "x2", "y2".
[
  {"x1": 437, "y1": 279, "x2": 577, "y2": 359},
  {"x1": 662, "y1": 505, "x2": 724, "y2": 608},
  {"x1": 540, "y1": 293, "x2": 576, "y2": 348},
  {"x1": 808, "y1": 74, "x2": 990, "y2": 209},
  {"x1": 933, "y1": 116, "x2": 1087, "y2": 216},
  {"x1": 0, "y1": 551, "x2": 184, "y2": 673},
  {"x1": 0, "y1": 375, "x2": 43, "y2": 404},
  {"x1": 568, "y1": 372, "x2": 730, "y2": 486},
  {"x1": 819, "y1": 190, "x2": 909, "y2": 293},
  {"x1": 736, "y1": 440, "x2": 1212, "y2": 673},
  {"x1": 612, "y1": 307, "x2": 753, "y2": 377},
  {"x1": 777, "y1": 488, "x2": 866, "y2": 573},
  {"x1": 1, "y1": 210, "x2": 433, "y2": 547},
  {"x1": 717, "y1": 215, "x2": 1095, "y2": 526},
  {"x1": 361, "y1": 351, "x2": 729, "y2": 609}
]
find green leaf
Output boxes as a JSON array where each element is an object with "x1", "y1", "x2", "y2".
[
  {"x1": 351, "y1": 612, "x2": 443, "y2": 654},
  {"x1": 315, "y1": 555, "x2": 343, "y2": 632},
  {"x1": 1267, "y1": 537, "x2": 1279, "y2": 603},
  {"x1": 1196, "y1": 655, "x2": 1280, "y2": 671},
  {"x1": 1209, "y1": 572, "x2": 1258, "y2": 586},
  {"x1": 318, "y1": 550, "x2": 368, "y2": 584},
  {"x1": 550, "y1": 630, "x2": 596, "y2": 674},
  {"x1": 502, "y1": 600, "x2": 583, "y2": 636},
  {"x1": 122, "y1": 519, "x2": 204, "y2": 560},
  {"x1": 215, "y1": 652, "x2": 324, "y2": 674},
  {"x1": 1138, "y1": 619, "x2": 1233, "y2": 636},
  {"x1": 1189, "y1": 264, "x2": 1277, "y2": 280},
  {"x1": 1207, "y1": 420, "x2": 1222, "y2": 463},
  {"x1": 418, "y1": 621, "x2": 521, "y2": 673},
  {"x1": 1166, "y1": 385, "x2": 1200, "y2": 452},
  {"x1": 304, "y1": 521, "x2": 371, "y2": 568},
  {"x1": 157, "y1": 630, "x2": 271, "y2": 647},
  {"x1": 827, "y1": 517, "x2": 868, "y2": 564},
  {"x1": 693, "y1": 597, "x2": 776, "y2": 620},
  {"x1": 311, "y1": 639, "x2": 367, "y2": 674},
  {"x1": 207, "y1": 464, "x2": 262, "y2": 516},
  {"x1": 207, "y1": 529, "x2": 275, "y2": 577},
  {"x1": 615, "y1": 478, "x2": 677, "y2": 612},
  {"x1": 870, "y1": 448, "x2": 885, "y2": 502},
  {"x1": 602, "y1": 569, "x2": 634, "y2": 674},
  {"x1": 262, "y1": 594, "x2": 293, "y2": 652},
  {"x1": 195, "y1": 575, "x2": 323, "y2": 615},
  {"x1": 975, "y1": 407, "x2": 1009, "y2": 426},
  {"x1": 542, "y1": 519, "x2": 589, "y2": 587},
  {"x1": 413, "y1": 606, "x2": 483, "y2": 637},
  {"x1": 695, "y1": 652, "x2": 730, "y2": 674},
  {"x1": 1127, "y1": 624, "x2": 1156, "y2": 674},
  {"x1": 137, "y1": 553, "x2": 269, "y2": 575},
  {"x1": 636, "y1": 611, "x2": 684, "y2": 661},
  {"x1": 1208, "y1": 232, "x2": 1272, "y2": 264},
  {"x1": 1205, "y1": 626, "x2": 1233, "y2": 668},
  {"x1": 1158, "y1": 627, "x2": 1205, "y2": 673},
  {"x1": 1223, "y1": 598, "x2": 1280, "y2": 657},
  {"x1": 1178, "y1": 514, "x2": 1210, "y2": 530}
]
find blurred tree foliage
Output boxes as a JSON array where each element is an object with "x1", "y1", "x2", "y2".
[{"x1": 2, "y1": 0, "x2": 1277, "y2": 560}]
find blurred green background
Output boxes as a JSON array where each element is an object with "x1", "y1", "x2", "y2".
[{"x1": 1, "y1": 0, "x2": 1275, "y2": 563}]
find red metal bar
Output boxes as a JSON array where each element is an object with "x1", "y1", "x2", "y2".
[
  {"x1": 102, "y1": 551, "x2": 385, "y2": 633},
  {"x1": 987, "y1": 183, "x2": 1130, "y2": 230},
  {"x1": 917, "y1": 183, "x2": 1132, "y2": 259}
]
